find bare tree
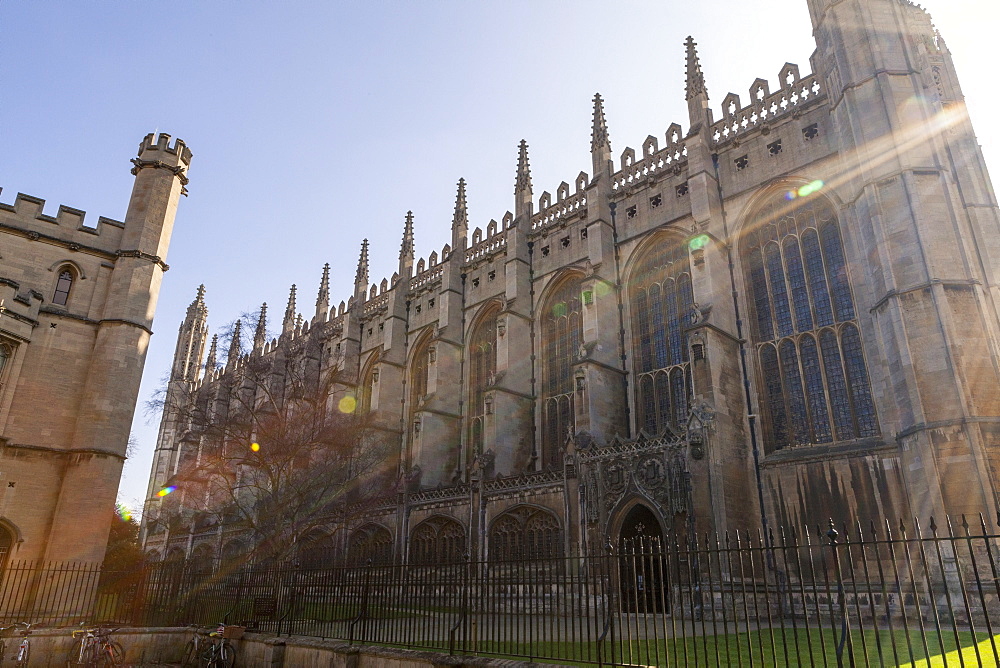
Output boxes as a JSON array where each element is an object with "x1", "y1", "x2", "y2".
[{"x1": 147, "y1": 315, "x2": 395, "y2": 566}]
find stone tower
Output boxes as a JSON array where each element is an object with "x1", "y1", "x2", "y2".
[
  {"x1": 806, "y1": 0, "x2": 1000, "y2": 520},
  {"x1": 0, "y1": 133, "x2": 190, "y2": 564}
]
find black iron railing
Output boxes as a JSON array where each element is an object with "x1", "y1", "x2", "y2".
[{"x1": 4, "y1": 515, "x2": 1000, "y2": 666}]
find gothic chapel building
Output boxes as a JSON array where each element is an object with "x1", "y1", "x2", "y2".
[{"x1": 143, "y1": 0, "x2": 1000, "y2": 565}]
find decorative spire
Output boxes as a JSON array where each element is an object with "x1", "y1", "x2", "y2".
[
  {"x1": 254, "y1": 302, "x2": 268, "y2": 350},
  {"x1": 398, "y1": 213, "x2": 415, "y2": 276},
  {"x1": 185, "y1": 283, "x2": 207, "y2": 320},
  {"x1": 515, "y1": 140, "x2": 532, "y2": 218},
  {"x1": 591, "y1": 93, "x2": 611, "y2": 153},
  {"x1": 227, "y1": 319, "x2": 242, "y2": 365},
  {"x1": 452, "y1": 180, "x2": 468, "y2": 248},
  {"x1": 515, "y1": 140, "x2": 532, "y2": 194},
  {"x1": 314, "y1": 264, "x2": 330, "y2": 321},
  {"x1": 282, "y1": 284, "x2": 297, "y2": 334},
  {"x1": 355, "y1": 239, "x2": 370, "y2": 301},
  {"x1": 205, "y1": 334, "x2": 218, "y2": 372},
  {"x1": 685, "y1": 36, "x2": 707, "y2": 101}
]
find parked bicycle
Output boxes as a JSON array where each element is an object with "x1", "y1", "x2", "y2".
[
  {"x1": 201, "y1": 622, "x2": 241, "y2": 668},
  {"x1": 1, "y1": 622, "x2": 34, "y2": 668},
  {"x1": 181, "y1": 624, "x2": 212, "y2": 667},
  {"x1": 67, "y1": 625, "x2": 124, "y2": 667}
]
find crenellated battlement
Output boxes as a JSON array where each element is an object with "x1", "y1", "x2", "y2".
[
  {"x1": 610, "y1": 124, "x2": 688, "y2": 196},
  {"x1": 709, "y1": 65, "x2": 822, "y2": 145},
  {"x1": 138, "y1": 132, "x2": 193, "y2": 166},
  {"x1": 0, "y1": 187, "x2": 126, "y2": 254}
]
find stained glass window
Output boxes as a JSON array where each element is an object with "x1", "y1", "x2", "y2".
[
  {"x1": 744, "y1": 196, "x2": 878, "y2": 451},
  {"x1": 628, "y1": 235, "x2": 694, "y2": 435},
  {"x1": 541, "y1": 277, "x2": 582, "y2": 467}
]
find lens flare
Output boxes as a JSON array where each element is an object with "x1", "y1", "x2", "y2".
[
  {"x1": 157, "y1": 486, "x2": 176, "y2": 497},
  {"x1": 117, "y1": 505, "x2": 132, "y2": 522},
  {"x1": 689, "y1": 234, "x2": 710, "y2": 251},
  {"x1": 785, "y1": 180, "x2": 824, "y2": 201},
  {"x1": 338, "y1": 396, "x2": 357, "y2": 414},
  {"x1": 250, "y1": 442, "x2": 260, "y2": 452}
]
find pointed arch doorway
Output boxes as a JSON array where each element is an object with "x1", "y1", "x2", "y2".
[{"x1": 617, "y1": 503, "x2": 668, "y2": 613}]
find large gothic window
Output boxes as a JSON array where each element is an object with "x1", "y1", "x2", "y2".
[
  {"x1": 468, "y1": 306, "x2": 498, "y2": 457},
  {"x1": 410, "y1": 516, "x2": 466, "y2": 565},
  {"x1": 358, "y1": 359, "x2": 377, "y2": 415},
  {"x1": 628, "y1": 235, "x2": 694, "y2": 435},
  {"x1": 347, "y1": 523, "x2": 393, "y2": 566},
  {"x1": 743, "y1": 193, "x2": 878, "y2": 452},
  {"x1": 409, "y1": 334, "x2": 432, "y2": 438},
  {"x1": 541, "y1": 276, "x2": 583, "y2": 467},
  {"x1": 488, "y1": 505, "x2": 562, "y2": 561}
]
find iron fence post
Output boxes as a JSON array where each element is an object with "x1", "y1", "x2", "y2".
[{"x1": 827, "y1": 520, "x2": 854, "y2": 668}]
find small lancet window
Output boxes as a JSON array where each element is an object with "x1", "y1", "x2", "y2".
[{"x1": 52, "y1": 269, "x2": 74, "y2": 306}]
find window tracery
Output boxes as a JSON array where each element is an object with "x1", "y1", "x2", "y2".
[
  {"x1": 541, "y1": 277, "x2": 583, "y2": 467},
  {"x1": 488, "y1": 505, "x2": 562, "y2": 561},
  {"x1": 628, "y1": 236, "x2": 694, "y2": 435},
  {"x1": 410, "y1": 516, "x2": 466, "y2": 565},
  {"x1": 468, "y1": 307, "x2": 498, "y2": 456},
  {"x1": 743, "y1": 195, "x2": 878, "y2": 451},
  {"x1": 346, "y1": 523, "x2": 393, "y2": 566}
]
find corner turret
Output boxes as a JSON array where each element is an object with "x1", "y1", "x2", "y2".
[{"x1": 169, "y1": 284, "x2": 209, "y2": 382}]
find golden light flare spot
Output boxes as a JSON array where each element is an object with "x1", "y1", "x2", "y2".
[
  {"x1": 250, "y1": 442, "x2": 260, "y2": 452},
  {"x1": 157, "y1": 486, "x2": 176, "y2": 497},
  {"x1": 117, "y1": 505, "x2": 132, "y2": 522},
  {"x1": 338, "y1": 396, "x2": 357, "y2": 413}
]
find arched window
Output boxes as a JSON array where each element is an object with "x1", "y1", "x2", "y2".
[
  {"x1": 488, "y1": 505, "x2": 562, "y2": 561},
  {"x1": 346, "y1": 523, "x2": 393, "y2": 566},
  {"x1": 468, "y1": 305, "x2": 498, "y2": 457},
  {"x1": 358, "y1": 358, "x2": 377, "y2": 415},
  {"x1": 409, "y1": 516, "x2": 466, "y2": 565},
  {"x1": 298, "y1": 530, "x2": 338, "y2": 569},
  {"x1": 0, "y1": 344, "x2": 10, "y2": 375},
  {"x1": 408, "y1": 334, "x2": 432, "y2": 438},
  {"x1": 541, "y1": 276, "x2": 583, "y2": 467},
  {"x1": 52, "y1": 268, "x2": 74, "y2": 306},
  {"x1": 627, "y1": 235, "x2": 694, "y2": 435},
  {"x1": 221, "y1": 540, "x2": 248, "y2": 569},
  {"x1": 742, "y1": 193, "x2": 878, "y2": 452},
  {"x1": 0, "y1": 525, "x2": 12, "y2": 570},
  {"x1": 189, "y1": 543, "x2": 214, "y2": 576}
]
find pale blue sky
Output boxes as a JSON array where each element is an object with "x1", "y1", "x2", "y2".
[{"x1": 1, "y1": 1, "x2": 996, "y2": 514}]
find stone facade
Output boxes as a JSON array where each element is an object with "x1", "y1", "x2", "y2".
[
  {"x1": 0, "y1": 133, "x2": 190, "y2": 564},
  {"x1": 143, "y1": 0, "x2": 1000, "y2": 566}
]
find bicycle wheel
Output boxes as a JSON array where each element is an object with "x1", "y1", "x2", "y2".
[
  {"x1": 97, "y1": 641, "x2": 124, "y2": 667},
  {"x1": 65, "y1": 639, "x2": 88, "y2": 667},
  {"x1": 218, "y1": 640, "x2": 235, "y2": 668},
  {"x1": 181, "y1": 639, "x2": 199, "y2": 667}
]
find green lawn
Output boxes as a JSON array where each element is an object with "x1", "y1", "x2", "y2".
[{"x1": 457, "y1": 629, "x2": 1000, "y2": 667}]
